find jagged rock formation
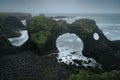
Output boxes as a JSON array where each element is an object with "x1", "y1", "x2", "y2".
[{"x1": 0, "y1": 16, "x2": 120, "y2": 80}]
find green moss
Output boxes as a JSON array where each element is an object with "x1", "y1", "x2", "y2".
[
  {"x1": 31, "y1": 30, "x2": 52, "y2": 47},
  {"x1": 69, "y1": 19, "x2": 98, "y2": 40},
  {"x1": 69, "y1": 69, "x2": 109, "y2": 80},
  {"x1": 72, "y1": 19, "x2": 97, "y2": 34},
  {"x1": 83, "y1": 26, "x2": 94, "y2": 33},
  {"x1": 28, "y1": 16, "x2": 57, "y2": 48},
  {"x1": 56, "y1": 20, "x2": 69, "y2": 34}
]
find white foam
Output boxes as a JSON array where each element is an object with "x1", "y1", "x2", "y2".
[{"x1": 8, "y1": 30, "x2": 29, "y2": 47}]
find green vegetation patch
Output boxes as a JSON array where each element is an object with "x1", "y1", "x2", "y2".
[
  {"x1": 69, "y1": 69, "x2": 109, "y2": 80},
  {"x1": 72, "y1": 19, "x2": 97, "y2": 33},
  {"x1": 28, "y1": 16, "x2": 57, "y2": 48}
]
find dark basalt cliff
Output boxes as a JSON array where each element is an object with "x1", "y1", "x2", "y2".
[
  {"x1": 0, "y1": 16, "x2": 120, "y2": 80},
  {"x1": 0, "y1": 16, "x2": 25, "y2": 38},
  {"x1": 0, "y1": 16, "x2": 24, "y2": 54},
  {"x1": 0, "y1": 12, "x2": 32, "y2": 20}
]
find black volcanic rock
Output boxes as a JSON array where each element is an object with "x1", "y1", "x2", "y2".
[
  {"x1": 0, "y1": 16, "x2": 26, "y2": 38},
  {"x1": 0, "y1": 16, "x2": 27, "y2": 54},
  {"x1": 0, "y1": 33, "x2": 16, "y2": 54},
  {"x1": 0, "y1": 51, "x2": 74, "y2": 80},
  {"x1": 110, "y1": 40, "x2": 120, "y2": 53}
]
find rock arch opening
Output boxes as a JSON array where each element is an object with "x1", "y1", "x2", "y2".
[
  {"x1": 56, "y1": 33, "x2": 102, "y2": 68},
  {"x1": 93, "y1": 33, "x2": 100, "y2": 40}
]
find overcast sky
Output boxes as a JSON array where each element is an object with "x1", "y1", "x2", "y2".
[{"x1": 0, "y1": 0, "x2": 120, "y2": 14}]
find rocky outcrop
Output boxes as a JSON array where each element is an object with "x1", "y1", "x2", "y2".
[{"x1": 28, "y1": 16, "x2": 120, "y2": 70}]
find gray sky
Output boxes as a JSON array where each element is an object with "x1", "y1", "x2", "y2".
[{"x1": 0, "y1": 0, "x2": 120, "y2": 13}]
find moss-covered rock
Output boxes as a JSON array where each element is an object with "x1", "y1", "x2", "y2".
[
  {"x1": 70, "y1": 19, "x2": 98, "y2": 39},
  {"x1": 27, "y1": 16, "x2": 58, "y2": 53},
  {"x1": 56, "y1": 20, "x2": 69, "y2": 34}
]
